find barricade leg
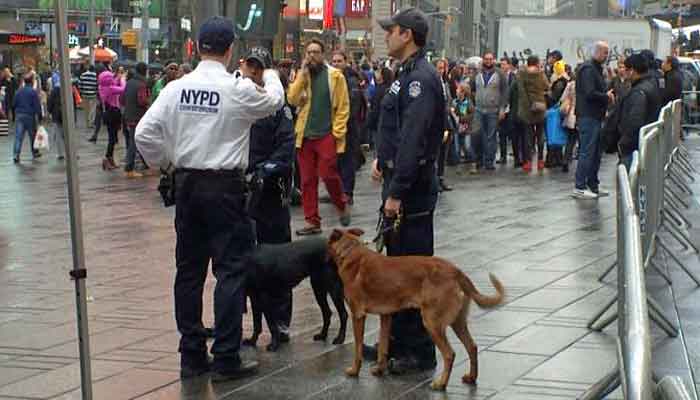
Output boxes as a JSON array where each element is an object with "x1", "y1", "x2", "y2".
[
  {"x1": 674, "y1": 158, "x2": 696, "y2": 183},
  {"x1": 598, "y1": 260, "x2": 617, "y2": 283},
  {"x1": 665, "y1": 186, "x2": 690, "y2": 210},
  {"x1": 648, "y1": 258, "x2": 673, "y2": 285},
  {"x1": 591, "y1": 310, "x2": 618, "y2": 332},
  {"x1": 647, "y1": 297, "x2": 680, "y2": 337},
  {"x1": 670, "y1": 165, "x2": 694, "y2": 193},
  {"x1": 657, "y1": 237, "x2": 700, "y2": 285},
  {"x1": 668, "y1": 171, "x2": 693, "y2": 195},
  {"x1": 587, "y1": 295, "x2": 617, "y2": 330},
  {"x1": 579, "y1": 369, "x2": 620, "y2": 400},
  {"x1": 664, "y1": 204, "x2": 692, "y2": 229},
  {"x1": 661, "y1": 217, "x2": 700, "y2": 254}
]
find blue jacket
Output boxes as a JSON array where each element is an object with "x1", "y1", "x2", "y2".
[{"x1": 12, "y1": 86, "x2": 41, "y2": 118}]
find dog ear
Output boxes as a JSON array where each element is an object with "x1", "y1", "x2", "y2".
[
  {"x1": 348, "y1": 228, "x2": 365, "y2": 237},
  {"x1": 328, "y1": 229, "x2": 343, "y2": 243}
]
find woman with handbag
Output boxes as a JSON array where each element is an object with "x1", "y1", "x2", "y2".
[
  {"x1": 98, "y1": 67, "x2": 126, "y2": 170},
  {"x1": 560, "y1": 67, "x2": 578, "y2": 173},
  {"x1": 517, "y1": 56, "x2": 550, "y2": 172}
]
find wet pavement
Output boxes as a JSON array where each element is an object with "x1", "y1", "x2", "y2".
[{"x1": 1, "y1": 122, "x2": 700, "y2": 399}]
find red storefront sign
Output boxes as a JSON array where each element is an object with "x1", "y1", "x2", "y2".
[
  {"x1": 346, "y1": 0, "x2": 370, "y2": 17},
  {"x1": 5, "y1": 33, "x2": 45, "y2": 45}
]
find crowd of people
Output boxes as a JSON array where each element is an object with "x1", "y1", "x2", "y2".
[{"x1": 0, "y1": 8, "x2": 689, "y2": 384}]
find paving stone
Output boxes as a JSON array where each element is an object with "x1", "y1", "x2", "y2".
[
  {"x1": 0, "y1": 366, "x2": 43, "y2": 386},
  {"x1": 53, "y1": 369, "x2": 179, "y2": 400},
  {"x1": 0, "y1": 360, "x2": 137, "y2": 398},
  {"x1": 489, "y1": 325, "x2": 589, "y2": 356},
  {"x1": 523, "y1": 346, "x2": 617, "y2": 384}
]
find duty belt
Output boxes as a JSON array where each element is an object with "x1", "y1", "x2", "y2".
[
  {"x1": 384, "y1": 159, "x2": 430, "y2": 169},
  {"x1": 175, "y1": 168, "x2": 245, "y2": 179}
]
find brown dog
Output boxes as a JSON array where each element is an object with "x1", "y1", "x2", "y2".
[{"x1": 327, "y1": 228, "x2": 505, "y2": 391}]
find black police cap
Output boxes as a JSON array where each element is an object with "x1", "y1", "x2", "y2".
[
  {"x1": 245, "y1": 47, "x2": 272, "y2": 69},
  {"x1": 198, "y1": 16, "x2": 235, "y2": 54},
  {"x1": 378, "y1": 7, "x2": 429, "y2": 38}
]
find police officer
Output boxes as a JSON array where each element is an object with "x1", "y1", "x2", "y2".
[
  {"x1": 135, "y1": 17, "x2": 285, "y2": 382},
  {"x1": 368, "y1": 8, "x2": 445, "y2": 374},
  {"x1": 243, "y1": 47, "x2": 296, "y2": 337}
]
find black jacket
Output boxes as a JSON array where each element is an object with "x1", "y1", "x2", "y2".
[
  {"x1": 663, "y1": 69, "x2": 683, "y2": 106},
  {"x1": 367, "y1": 81, "x2": 390, "y2": 131},
  {"x1": 617, "y1": 74, "x2": 663, "y2": 156},
  {"x1": 47, "y1": 85, "x2": 77, "y2": 124},
  {"x1": 342, "y1": 66, "x2": 367, "y2": 144},
  {"x1": 248, "y1": 103, "x2": 295, "y2": 177},
  {"x1": 548, "y1": 76, "x2": 568, "y2": 108},
  {"x1": 123, "y1": 74, "x2": 149, "y2": 125},
  {"x1": 575, "y1": 60, "x2": 609, "y2": 121}
]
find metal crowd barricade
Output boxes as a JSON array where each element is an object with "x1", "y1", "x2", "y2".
[
  {"x1": 580, "y1": 166, "x2": 652, "y2": 399},
  {"x1": 592, "y1": 100, "x2": 700, "y2": 337},
  {"x1": 580, "y1": 166, "x2": 694, "y2": 400}
]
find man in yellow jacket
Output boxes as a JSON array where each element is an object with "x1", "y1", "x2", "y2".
[{"x1": 287, "y1": 39, "x2": 351, "y2": 235}]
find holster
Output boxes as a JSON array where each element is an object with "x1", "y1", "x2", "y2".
[{"x1": 158, "y1": 165, "x2": 176, "y2": 208}]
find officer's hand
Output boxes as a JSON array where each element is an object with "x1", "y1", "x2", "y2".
[
  {"x1": 371, "y1": 159, "x2": 382, "y2": 182},
  {"x1": 384, "y1": 197, "x2": 401, "y2": 218}
]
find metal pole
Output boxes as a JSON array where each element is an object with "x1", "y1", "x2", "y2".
[
  {"x1": 89, "y1": 0, "x2": 95, "y2": 64},
  {"x1": 140, "y1": 0, "x2": 150, "y2": 64},
  {"x1": 54, "y1": 0, "x2": 93, "y2": 399}
]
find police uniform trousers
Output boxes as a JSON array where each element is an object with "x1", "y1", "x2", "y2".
[
  {"x1": 382, "y1": 167, "x2": 438, "y2": 364},
  {"x1": 174, "y1": 169, "x2": 254, "y2": 367},
  {"x1": 249, "y1": 177, "x2": 293, "y2": 330}
]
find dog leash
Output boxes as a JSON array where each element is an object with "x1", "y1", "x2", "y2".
[{"x1": 373, "y1": 209, "x2": 432, "y2": 252}]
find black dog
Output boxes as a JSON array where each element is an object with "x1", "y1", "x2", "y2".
[{"x1": 242, "y1": 237, "x2": 348, "y2": 351}]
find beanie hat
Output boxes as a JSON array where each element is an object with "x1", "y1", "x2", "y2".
[{"x1": 553, "y1": 60, "x2": 566, "y2": 76}]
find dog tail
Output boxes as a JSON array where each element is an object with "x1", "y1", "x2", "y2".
[{"x1": 458, "y1": 272, "x2": 505, "y2": 308}]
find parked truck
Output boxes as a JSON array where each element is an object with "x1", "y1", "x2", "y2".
[{"x1": 497, "y1": 16, "x2": 673, "y2": 66}]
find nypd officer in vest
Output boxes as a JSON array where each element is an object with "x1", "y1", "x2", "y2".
[
  {"x1": 135, "y1": 17, "x2": 285, "y2": 382},
  {"x1": 367, "y1": 8, "x2": 445, "y2": 374},
  {"x1": 243, "y1": 47, "x2": 296, "y2": 336}
]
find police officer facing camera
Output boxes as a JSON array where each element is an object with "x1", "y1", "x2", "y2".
[
  {"x1": 135, "y1": 16, "x2": 285, "y2": 382},
  {"x1": 244, "y1": 47, "x2": 296, "y2": 335},
  {"x1": 368, "y1": 7, "x2": 445, "y2": 374}
]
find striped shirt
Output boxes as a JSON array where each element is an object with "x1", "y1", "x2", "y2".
[{"x1": 79, "y1": 71, "x2": 98, "y2": 99}]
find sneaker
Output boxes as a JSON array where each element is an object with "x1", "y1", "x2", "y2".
[
  {"x1": 562, "y1": 164, "x2": 569, "y2": 173},
  {"x1": 537, "y1": 160, "x2": 545, "y2": 170},
  {"x1": 211, "y1": 360, "x2": 259, "y2": 383},
  {"x1": 572, "y1": 188, "x2": 598, "y2": 200},
  {"x1": 125, "y1": 171, "x2": 144, "y2": 178},
  {"x1": 12, "y1": 156, "x2": 19, "y2": 164},
  {"x1": 296, "y1": 225, "x2": 322, "y2": 236},
  {"x1": 522, "y1": 161, "x2": 532, "y2": 173},
  {"x1": 592, "y1": 188, "x2": 609, "y2": 197},
  {"x1": 339, "y1": 207, "x2": 352, "y2": 227}
]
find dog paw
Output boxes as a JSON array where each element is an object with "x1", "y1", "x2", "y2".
[
  {"x1": 242, "y1": 338, "x2": 257, "y2": 347},
  {"x1": 332, "y1": 336, "x2": 345, "y2": 345},
  {"x1": 462, "y1": 375, "x2": 477, "y2": 385},
  {"x1": 430, "y1": 380, "x2": 447, "y2": 391},
  {"x1": 345, "y1": 367, "x2": 360, "y2": 377},
  {"x1": 313, "y1": 333, "x2": 327, "y2": 342},
  {"x1": 370, "y1": 365, "x2": 386, "y2": 377}
]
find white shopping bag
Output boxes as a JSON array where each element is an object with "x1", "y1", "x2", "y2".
[{"x1": 35, "y1": 125, "x2": 50, "y2": 151}]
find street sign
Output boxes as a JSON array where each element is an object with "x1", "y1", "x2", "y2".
[{"x1": 121, "y1": 29, "x2": 138, "y2": 47}]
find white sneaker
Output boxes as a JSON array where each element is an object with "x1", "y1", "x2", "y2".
[
  {"x1": 572, "y1": 188, "x2": 599, "y2": 200},
  {"x1": 593, "y1": 188, "x2": 610, "y2": 197}
]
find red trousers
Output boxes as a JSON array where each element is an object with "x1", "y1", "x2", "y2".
[{"x1": 297, "y1": 133, "x2": 346, "y2": 227}]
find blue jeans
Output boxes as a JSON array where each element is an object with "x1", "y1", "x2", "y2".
[
  {"x1": 575, "y1": 117, "x2": 602, "y2": 191},
  {"x1": 13, "y1": 113, "x2": 36, "y2": 158},
  {"x1": 478, "y1": 111, "x2": 499, "y2": 168}
]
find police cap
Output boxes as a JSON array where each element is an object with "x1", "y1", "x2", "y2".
[
  {"x1": 378, "y1": 7, "x2": 429, "y2": 38},
  {"x1": 245, "y1": 47, "x2": 272, "y2": 69},
  {"x1": 198, "y1": 16, "x2": 235, "y2": 54}
]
